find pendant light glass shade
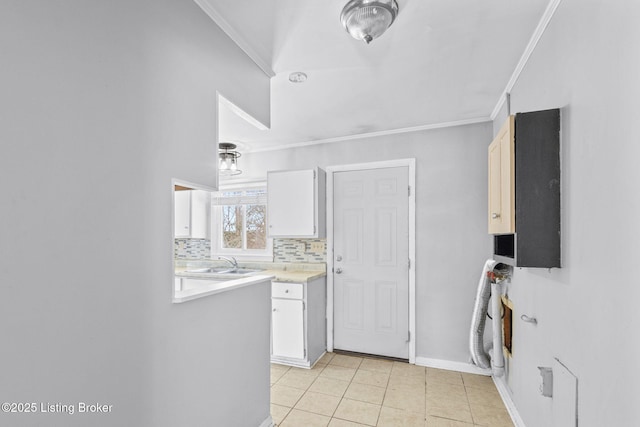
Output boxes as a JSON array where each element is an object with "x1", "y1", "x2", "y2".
[
  {"x1": 218, "y1": 142, "x2": 242, "y2": 176},
  {"x1": 341, "y1": 0, "x2": 399, "y2": 44}
]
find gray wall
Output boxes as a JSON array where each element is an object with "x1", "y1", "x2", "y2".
[
  {"x1": 241, "y1": 122, "x2": 493, "y2": 363},
  {"x1": 0, "y1": 1, "x2": 271, "y2": 426},
  {"x1": 492, "y1": 1, "x2": 640, "y2": 426}
]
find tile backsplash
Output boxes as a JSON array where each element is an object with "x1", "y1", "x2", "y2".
[
  {"x1": 175, "y1": 237, "x2": 326, "y2": 263},
  {"x1": 274, "y1": 238, "x2": 326, "y2": 263},
  {"x1": 175, "y1": 238, "x2": 211, "y2": 259}
]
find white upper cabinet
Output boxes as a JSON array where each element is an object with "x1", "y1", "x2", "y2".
[
  {"x1": 174, "y1": 190, "x2": 191, "y2": 237},
  {"x1": 267, "y1": 168, "x2": 326, "y2": 238},
  {"x1": 174, "y1": 189, "x2": 209, "y2": 239}
]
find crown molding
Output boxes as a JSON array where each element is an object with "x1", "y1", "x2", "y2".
[
  {"x1": 490, "y1": 0, "x2": 563, "y2": 120},
  {"x1": 193, "y1": 0, "x2": 275, "y2": 78},
  {"x1": 249, "y1": 116, "x2": 491, "y2": 153}
]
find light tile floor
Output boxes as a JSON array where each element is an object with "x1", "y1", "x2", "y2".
[{"x1": 271, "y1": 353, "x2": 514, "y2": 427}]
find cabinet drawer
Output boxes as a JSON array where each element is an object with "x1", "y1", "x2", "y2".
[{"x1": 272, "y1": 282, "x2": 303, "y2": 299}]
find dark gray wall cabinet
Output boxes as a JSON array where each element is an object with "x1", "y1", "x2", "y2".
[{"x1": 492, "y1": 108, "x2": 561, "y2": 268}]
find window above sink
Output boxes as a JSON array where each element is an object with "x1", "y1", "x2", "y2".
[{"x1": 211, "y1": 183, "x2": 273, "y2": 261}]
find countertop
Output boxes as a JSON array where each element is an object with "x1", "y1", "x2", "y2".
[
  {"x1": 173, "y1": 274, "x2": 274, "y2": 304},
  {"x1": 174, "y1": 260, "x2": 326, "y2": 284},
  {"x1": 257, "y1": 269, "x2": 325, "y2": 283}
]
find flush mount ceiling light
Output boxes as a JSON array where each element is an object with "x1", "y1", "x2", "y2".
[
  {"x1": 218, "y1": 142, "x2": 242, "y2": 176},
  {"x1": 288, "y1": 71, "x2": 308, "y2": 83},
  {"x1": 340, "y1": 0, "x2": 399, "y2": 44}
]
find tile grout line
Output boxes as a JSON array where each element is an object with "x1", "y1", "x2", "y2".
[{"x1": 273, "y1": 355, "x2": 512, "y2": 427}]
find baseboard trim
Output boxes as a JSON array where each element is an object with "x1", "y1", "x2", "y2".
[
  {"x1": 258, "y1": 415, "x2": 274, "y2": 427},
  {"x1": 415, "y1": 357, "x2": 491, "y2": 375},
  {"x1": 493, "y1": 376, "x2": 527, "y2": 427}
]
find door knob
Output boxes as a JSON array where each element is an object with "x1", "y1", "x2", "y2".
[
  {"x1": 335, "y1": 268, "x2": 343, "y2": 274},
  {"x1": 336, "y1": 255, "x2": 343, "y2": 262}
]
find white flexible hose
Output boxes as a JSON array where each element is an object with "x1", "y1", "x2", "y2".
[
  {"x1": 491, "y1": 280, "x2": 505, "y2": 377},
  {"x1": 469, "y1": 259, "x2": 497, "y2": 369}
]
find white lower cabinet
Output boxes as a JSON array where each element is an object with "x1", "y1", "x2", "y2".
[
  {"x1": 271, "y1": 299, "x2": 304, "y2": 360},
  {"x1": 271, "y1": 277, "x2": 326, "y2": 368}
]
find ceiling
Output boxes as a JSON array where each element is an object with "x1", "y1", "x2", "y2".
[{"x1": 198, "y1": 0, "x2": 552, "y2": 152}]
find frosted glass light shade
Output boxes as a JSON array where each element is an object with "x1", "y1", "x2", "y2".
[
  {"x1": 219, "y1": 142, "x2": 242, "y2": 176},
  {"x1": 341, "y1": 0, "x2": 399, "y2": 44}
]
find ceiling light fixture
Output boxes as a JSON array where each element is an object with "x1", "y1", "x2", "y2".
[
  {"x1": 218, "y1": 142, "x2": 242, "y2": 176},
  {"x1": 288, "y1": 72, "x2": 308, "y2": 83},
  {"x1": 341, "y1": 0, "x2": 399, "y2": 44}
]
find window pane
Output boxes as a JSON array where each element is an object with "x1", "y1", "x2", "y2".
[
  {"x1": 222, "y1": 205, "x2": 243, "y2": 249},
  {"x1": 246, "y1": 204, "x2": 266, "y2": 250}
]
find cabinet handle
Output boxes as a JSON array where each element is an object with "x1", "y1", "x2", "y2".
[
  {"x1": 491, "y1": 213, "x2": 501, "y2": 219},
  {"x1": 285, "y1": 289, "x2": 289, "y2": 293},
  {"x1": 336, "y1": 268, "x2": 343, "y2": 274},
  {"x1": 273, "y1": 308, "x2": 277, "y2": 312}
]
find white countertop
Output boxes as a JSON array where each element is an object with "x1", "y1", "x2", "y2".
[
  {"x1": 173, "y1": 261, "x2": 326, "y2": 303},
  {"x1": 173, "y1": 274, "x2": 274, "y2": 303}
]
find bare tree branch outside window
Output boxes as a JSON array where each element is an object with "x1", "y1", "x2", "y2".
[
  {"x1": 219, "y1": 189, "x2": 267, "y2": 251},
  {"x1": 246, "y1": 205, "x2": 266, "y2": 249},
  {"x1": 222, "y1": 205, "x2": 243, "y2": 249}
]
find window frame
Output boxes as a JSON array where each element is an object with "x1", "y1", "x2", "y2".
[{"x1": 211, "y1": 183, "x2": 273, "y2": 261}]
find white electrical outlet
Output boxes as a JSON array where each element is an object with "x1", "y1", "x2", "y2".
[{"x1": 310, "y1": 242, "x2": 325, "y2": 252}]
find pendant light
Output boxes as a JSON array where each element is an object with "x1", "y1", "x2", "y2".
[
  {"x1": 218, "y1": 142, "x2": 242, "y2": 176},
  {"x1": 341, "y1": 0, "x2": 399, "y2": 44}
]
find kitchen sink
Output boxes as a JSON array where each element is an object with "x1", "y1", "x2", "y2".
[{"x1": 184, "y1": 267, "x2": 264, "y2": 275}]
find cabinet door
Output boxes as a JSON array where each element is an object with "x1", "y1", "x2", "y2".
[
  {"x1": 268, "y1": 169, "x2": 316, "y2": 237},
  {"x1": 488, "y1": 116, "x2": 515, "y2": 234},
  {"x1": 190, "y1": 190, "x2": 209, "y2": 239},
  {"x1": 272, "y1": 299, "x2": 304, "y2": 359},
  {"x1": 174, "y1": 190, "x2": 209, "y2": 238},
  {"x1": 174, "y1": 190, "x2": 191, "y2": 237}
]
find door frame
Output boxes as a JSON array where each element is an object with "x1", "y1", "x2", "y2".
[{"x1": 326, "y1": 159, "x2": 416, "y2": 363}]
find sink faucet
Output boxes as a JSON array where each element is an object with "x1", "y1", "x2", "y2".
[{"x1": 218, "y1": 256, "x2": 238, "y2": 270}]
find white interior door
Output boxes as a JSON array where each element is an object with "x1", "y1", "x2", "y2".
[{"x1": 333, "y1": 166, "x2": 409, "y2": 359}]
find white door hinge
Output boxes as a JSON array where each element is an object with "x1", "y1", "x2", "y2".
[
  {"x1": 408, "y1": 185, "x2": 411, "y2": 196},
  {"x1": 408, "y1": 258, "x2": 411, "y2": 269}
]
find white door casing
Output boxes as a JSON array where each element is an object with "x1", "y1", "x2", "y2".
[{"x1": 329, "y1": 161, "x2": 414, "y2": 360}]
